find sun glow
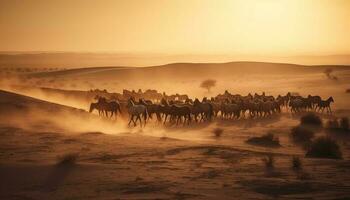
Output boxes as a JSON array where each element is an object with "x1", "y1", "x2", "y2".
[{"x1": 0, "y1": 0, "x2": 349, "y2": 55}]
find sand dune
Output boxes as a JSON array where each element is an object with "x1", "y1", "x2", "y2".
[
  {"x1": 1, "y1": 61, "x2": 350, "y2": 199},
  {"x1": 0, "y1": 90, "x2": 126, "y2": 134},
  {"x1": 1, "y1": 88, "x2": 350, "y2": 199},
  {"x1": 30, "y1": 61, "x2": 350, "y2": 81}
]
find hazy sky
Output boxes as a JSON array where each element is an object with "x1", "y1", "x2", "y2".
[{"x1": 1, "y1": 0, "x2": 349, "y2": 56}]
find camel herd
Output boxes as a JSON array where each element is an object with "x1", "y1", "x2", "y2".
[{"x1": 89, "y1": 90, "x2": 335, "y2": 127}]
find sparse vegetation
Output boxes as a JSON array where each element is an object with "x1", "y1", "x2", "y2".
[
  {"x1": 326, "y1": 117, "x2": 349, "y2": 133},
  {"x1": 290, "y1": 126, "x2": 315, "y2": 144},
  {"x1": 200, "y1": 79, "x2": 216, "y2": 92},
  {"x1": 213, "y1": 128, "x2": 224, "y2": 138},
  {"x1": 56, "y1": 153, "x2": 78, "y2": 166},
  {"x1": 246, "y1": 132, "x2": 280, "y2": 147},
  {"x1": 291, "y1": 156, "x2": 302, "y2": 171},
  {"x1": 300, "y1": 113, "x2": 322, "y2": 128},
  {"x1": 306, "y1": 137, "x2": 342, "y2": 159}
]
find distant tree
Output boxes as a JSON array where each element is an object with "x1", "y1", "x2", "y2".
[{"x1": 200, "y1": 79, "x2": 216, "y2": 92}]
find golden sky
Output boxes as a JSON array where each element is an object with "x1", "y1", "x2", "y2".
[{"x1": 0, "y1": 0, "x2": 349, "y2": 56}]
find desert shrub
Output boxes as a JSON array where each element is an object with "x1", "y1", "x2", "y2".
[
  {"x1": 340, "y1": 117, "x2": 349, "y2": 131},
  {"x1": 346, "y1": 89, "x2": 350, "y2": 93},
  {"x1": 306, "y1": 137, "x2": 342, "y2": 159},
  {"x1": 262, "y1": 155, "x2": 275, "y2": 169},
  {"x1": 213, "y1": 128, "x2": 224, "y2": 138},
  {"x1": 246, "y1": 133, "x2": 280, "y2": 147},
  {"x1": 300, "y1": 113, "x2": 322, "y2": 127},
  {"x1": 56, "y1": 153, "x2": 78, "y2": 166},
  {"x1": 326, "y1": 117, "x2": 349, "y2": 132},
  {"x1": 291, "y1": 156, "x2": 302, "y2": 171},
  {"x1": 290, "y1": 126, "x2": 315, "y2": 144}
]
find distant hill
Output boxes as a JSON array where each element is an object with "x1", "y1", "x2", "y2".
[
  {"x1": 28, "y1": 61, "x2": 350, "y2": 81},
  {"x1": 1, "y1": 52, "x2": 350, "y2": 68}
]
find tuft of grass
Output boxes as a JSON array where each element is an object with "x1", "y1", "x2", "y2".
[
  {"x1": 246, "y1": 132, "x2": 280, "y2": 147},
  {"x1": 291, "y1": 156, "x2": 302, "y2": 171},
  {"x1": 300, "y1": 113, "x2": 322, "y2": 127},
  {"x1": 213, "y1": 128, "x2": 224, "y2": 138},
  {"x1": 262, "y1": 154, "x2": 275, "y2": 169},
  {"x1": 290, "y1": 126, "x2": 315, "y2": 144},
  {"x1": 56, "y1": 153, "x2": 78, "y2": 166},
  {"x1": 306, "y1": 137, "x2": 342, "y2": 159}
]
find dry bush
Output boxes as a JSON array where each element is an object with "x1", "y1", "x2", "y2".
[
  {"x1": 246, "y1": 132, "x2": 280, "y2": 147},
  {"x1": 56, "y1": 153, "x2": 78, "y2": 166},
  {"x1": 300, "y1": 113, "x2": 322, "y2": 128},
  {"x1": 346, "y1": 89, "x2": 350, "y2": 93},
  {"x1": 291, "y1": 156, "x2": 302, "y2": 171},
  {"x1": 306, "y1": 137, "x2": 342, "y2": 159},
  {"x1": 290, "y1": 126, "x2": 315, "y2": 144},
  {"x1": 213, "y1": 128, "x2": 224, "y2": 138},
  {"x1": 326, "y1": 117, "x2": 349, "y2": 133}
]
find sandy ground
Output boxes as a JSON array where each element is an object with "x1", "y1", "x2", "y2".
[{"x1": 1, "y1": 65, "x2": 350, "y2": 200}]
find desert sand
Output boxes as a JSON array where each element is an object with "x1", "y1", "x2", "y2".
[{"x1": 1, "y1": 62, "x2": 350, "y2": 200}]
